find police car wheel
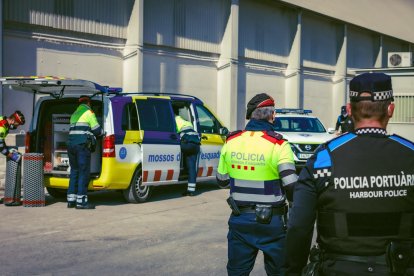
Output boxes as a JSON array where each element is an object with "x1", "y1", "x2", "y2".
[
  {"x1": 46, "y1": 187, "x2": 67, "y2": 199},
  {"x1": 122, "y1": 167, "x2": 152, "y2": 203}
]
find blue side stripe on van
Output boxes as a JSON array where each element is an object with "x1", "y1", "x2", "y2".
[
  {"x1": 389, "y1": 135, "x2": 414, "y2": 151},
  {"x1": 328, "y1": 133, "x2": 357, "y2": 152},
  {"x1": 314, "y1": 149, "x2": 331, "y2": 169}
]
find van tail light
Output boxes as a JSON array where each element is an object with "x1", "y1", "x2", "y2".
[
  {"x1": 103, "y1": 134, "x2": 116, "y2": 157},
  {"x1": 25, "y1": 132, "x2": 31, "y2": 153}
]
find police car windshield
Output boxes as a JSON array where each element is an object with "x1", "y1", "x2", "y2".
[{"x1": 274, "y1": 117, "x2": 326, "y2": 133}]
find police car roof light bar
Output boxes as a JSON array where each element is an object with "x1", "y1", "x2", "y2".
[{"x1": 275, "y1": 108, "x2": 312, "y2": 114}]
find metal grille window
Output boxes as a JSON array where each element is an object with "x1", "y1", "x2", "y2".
[{"x1": 391, "y1": 95, "x2": 414, "y2": 123}]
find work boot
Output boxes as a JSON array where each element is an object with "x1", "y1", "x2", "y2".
[
  {"x1": 182, "y1": 191, "x2": 195, "y2": 197},
  {"x1": 75, "y1": 203, "x2": 95, "y2": 209},
  {"x1": 67, "y1": 201, "x2": 76, "y2": 208},
  {"x1": 75, "y1": 195, "x2": 95, "y2": 209},
  {"x1": 5, "y1": 201, "x2": 22, "y2": 207}
]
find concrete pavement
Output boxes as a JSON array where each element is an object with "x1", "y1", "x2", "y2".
[{"x1": 0, "y1": 183, "x2": 268, "y2": 276}]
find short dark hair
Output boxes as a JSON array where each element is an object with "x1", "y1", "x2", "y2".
[{"x1": 351, "y1": 97, "x2": 391, "y2": 124}]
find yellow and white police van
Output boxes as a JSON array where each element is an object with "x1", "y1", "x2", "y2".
[
  {"x1": 0, "y1": 76, "x2": 228, "y2": 203},
  {"x1": 274, "y1": 108, "x2": 335, "y2": 168}
]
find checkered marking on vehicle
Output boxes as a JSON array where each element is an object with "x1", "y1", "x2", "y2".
[
  {"x1": 197, "y1": 166, "x2": 215, "y2": 177},
  {"x1": 143, "y1": 169, "x2": 177, "y2": 182},
  {"x1": 313, "y1": 168, "x2": 331, "y2": 178},
  {"x1": 355, "y1": 128, "x2": 387, "y2": 135}
]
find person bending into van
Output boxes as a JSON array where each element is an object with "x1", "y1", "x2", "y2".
[
  {"x1": 67, "y1": 96, "x2": 104, "y2": 209},
  {"x1": 173, "y1": 105, "x2": 201, "y2": 197},
  {"x1": 0, "y1": 110, "x2": 25, "y2": 204}
]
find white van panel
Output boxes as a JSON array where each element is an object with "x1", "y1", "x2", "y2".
[{"x1": 141, "y1": 144, "x2": 181, "y2": 184}]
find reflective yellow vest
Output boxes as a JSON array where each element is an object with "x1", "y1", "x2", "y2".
[
  {"x1": 217, "y1": 130, "x2": 295, "y2": 206},
  {"x1": 68, "y1": 104, "x2": 103, "y2": 146}
]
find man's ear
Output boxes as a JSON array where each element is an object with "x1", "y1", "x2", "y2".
[{"x1": 388, "y1": 103, "x2": 395, "y2": 118}]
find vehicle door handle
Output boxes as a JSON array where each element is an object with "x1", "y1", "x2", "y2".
[
  {"x1": 170, "y1": 134, "x2": 178, "y2": 140},
  {"x1": 202, "y1": 135, "x2": 208, "y2": 140}
]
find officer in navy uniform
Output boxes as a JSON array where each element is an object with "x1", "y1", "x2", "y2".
[
  {"x1": 217, "y1": 93, "x2": 298, "y2": 275},
  {"x1": 285, "y1": 73, "x2": 414, "y2": 276},
  {"x1": 67, "y1": 96, "x2": 104, "y2": 209},
  {"x1": 335, "y1": 105, "x2": 354, "y2": 135}
]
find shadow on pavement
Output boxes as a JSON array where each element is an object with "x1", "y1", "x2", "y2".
[{"x1": 44, "y1": 181, "x2": 224, "y2": 207}]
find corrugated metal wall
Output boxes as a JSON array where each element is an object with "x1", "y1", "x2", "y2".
[
  {"x1": 4, "y1": 0, "x2": 134, "y2": 38},
  {"x1": 239, "y1": 0, "x2": 295, "y2": 63},
  {"x1": 302, "y1": 12, "x2": 339, "y2": 71},
  {"x1": 144, "y1": 0, "x2": 230, "y2": 53}
]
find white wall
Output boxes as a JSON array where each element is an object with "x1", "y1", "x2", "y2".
[
  {"x1": 142, "y1": 51, "x2": 218, "y2": 111},
  {"x1": 3, "y1": 34, "x2": 123, "y2": 130},
  {"x1": 303, "y1": 75, "x2": 334, "y2": 128}
]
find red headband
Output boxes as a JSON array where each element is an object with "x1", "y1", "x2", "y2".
[
  {"x1": 13, "y1": 112, "x2": 24, "y2": 125},
  {"x1": 256, "y1": 98, "x2": 275, "y2": 108}
]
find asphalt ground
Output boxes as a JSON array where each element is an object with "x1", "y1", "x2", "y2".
[{"x1": 0, "y1": 182, "x2": 269, "y2": 276}]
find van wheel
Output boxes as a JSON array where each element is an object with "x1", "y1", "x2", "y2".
[
  {"x1": 123, "y1": 168, "x2": 152, "y2": 203},
  {"x1": 46, "y1": 187, "x2": 67, "y2": 199}
]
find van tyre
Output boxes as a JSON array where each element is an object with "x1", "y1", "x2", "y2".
[
  {"x1": 123, "y1": 167, "x2": 152, "y2": 203},
  {"x1": 46, "y1": 187, "x2": 67, "y2": 199}
]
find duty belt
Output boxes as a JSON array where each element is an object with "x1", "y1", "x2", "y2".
[
  {"x1": 238, "y1": 204, "x2": 287, "y2": 216},
  {"x1": 323, "y1": 253, "x2": 387, "y2": 266}
]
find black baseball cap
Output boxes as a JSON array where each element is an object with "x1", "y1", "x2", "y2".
[{"x1": 349, "y1": 73, "x2": 393, "y2": 102}]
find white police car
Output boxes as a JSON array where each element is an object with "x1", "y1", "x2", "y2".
[
  {"x1": 0, "y1": 76, "x2": 228, "y2": 203},
  {"x1": 274, "y1": 109, "x2": 335, "y2": 168}
]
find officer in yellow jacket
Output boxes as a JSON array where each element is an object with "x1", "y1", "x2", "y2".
[
  {"x1": 67, "y1": 95, "x2": 104, "y2": 209},
  {"x1": 173, "y1": 105, "x2": 201, "y2": 196},
  {"x1": 0, "y1": 110, "x2": 25, "y2": 204},
  {"x1": 217, "y1": 93, "x2": 298, "y2": 275}
]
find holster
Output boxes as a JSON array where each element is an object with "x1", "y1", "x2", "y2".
[
  {"x1": 86, "y1": 135, "x2": 97, "y2": 152},
  {"x1": 386, "y1": 240, "x2": 414, "y2": 274},
  {"x1": 226, "y1": 197, "x2": 241, "y2": 216},
  {"x1": 255, "y1": 204, "x2": 272, "y2": 224}
]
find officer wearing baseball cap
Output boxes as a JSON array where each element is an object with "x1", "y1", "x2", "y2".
[
  {"x1": 335, "y1": 105, "x2": 354, "y2": 135},
  {"x1": 217, "y1": 93, "x2": 298, "y2": 275},
  {"x1": 285, "y1": 73, "x2": 414, "y2": 275}
]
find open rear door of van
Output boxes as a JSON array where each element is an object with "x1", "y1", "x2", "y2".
[
  {"x1": 0, "y1": 76, "x2": 107, "y2": 97},
  {"x1": 0, "y1": 76, "x2": 108, "y2": 176}
]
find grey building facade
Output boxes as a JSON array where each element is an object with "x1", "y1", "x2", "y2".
[{"x1": 1, "y1": 0, "x2": 413, "y2": 134}]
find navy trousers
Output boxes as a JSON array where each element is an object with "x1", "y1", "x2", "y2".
[
  {"x1": 227, "y1": 213, "x2": 286, "y2": 276},
  {"x1": 67, "y1": 143, "x2": 91, "y2": 196},
  {"x1": 180, "y1": 142, "x2": 200, "y2": 184}
]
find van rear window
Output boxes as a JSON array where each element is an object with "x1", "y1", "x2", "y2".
[{"x1": 136, "y1": 99, "x2": 174, "y2": 132}]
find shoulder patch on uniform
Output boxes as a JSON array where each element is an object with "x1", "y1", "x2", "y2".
[
  {"x1": 261, "y1": 131, "x2": 285, "y2": 145},
  {"x1": 226, "y1": 130, "x2": 243, "y2": 142},
  {"x1": 314, "y1": 148, "x2": 332, "y2": 169},
  {"x1": 328, "y1": 132, "x2": 357, "y2": 152},
  {"x1": 389, "y1": 134, "x2": 414, "y2": 151},
  {"x1": 0, "y1": 119, "x2": 8, "y2": 128}
]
